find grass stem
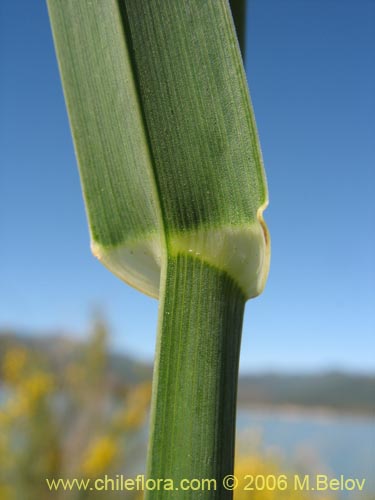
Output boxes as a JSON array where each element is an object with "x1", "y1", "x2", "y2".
[{"x1": 146, "y1": 254, "x2": 245, "y2": 498}]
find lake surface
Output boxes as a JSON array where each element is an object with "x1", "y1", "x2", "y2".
[{"x1": 237, "y1": 408, "x2": 375, "y2": 497}]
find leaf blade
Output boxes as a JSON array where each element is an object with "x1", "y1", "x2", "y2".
[
  {"x1": 47, "y1": 0, "x2": 270, "y2": 299},
  {"x1": 47, "y1": 0, "x2": 164, "y2": 296}
]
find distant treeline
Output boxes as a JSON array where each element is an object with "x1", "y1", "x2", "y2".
[
  {"x1": 238, "y1": 373, "x2": 375, "y2": 415},
  {"x1": 1, "y1": 331, "x2": 374, "y2": 415}
]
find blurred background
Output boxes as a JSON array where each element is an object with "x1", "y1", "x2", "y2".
[{"x1": 1, "y1": 0, "x2": 374, "y2": 499}]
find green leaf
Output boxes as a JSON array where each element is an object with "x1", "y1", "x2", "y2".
[
  {"x1": 47, "y1": 1, "x2": 270, "y2": 495},
  {"x1": 47, "y1": 0, "x2": 269, "y2": 300}
]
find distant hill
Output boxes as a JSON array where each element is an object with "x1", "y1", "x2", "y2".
[
  {"x1": 0, "y1": 330, "x2": 153, "y2": 385},
  {"x1": 0, "y1": 331, "x2": 374, "y2": 415},
  {"x1": 238, "y1": 372, "x2": 375, "y2": 415}
]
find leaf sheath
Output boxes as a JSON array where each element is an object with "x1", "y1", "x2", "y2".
[{"x1": 147, "y1": 255, "x2": 245, "y2": 498}]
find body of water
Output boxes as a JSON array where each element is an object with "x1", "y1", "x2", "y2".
[{"x1": 237, "y1": 408, "x2": 375, "y2": 497}]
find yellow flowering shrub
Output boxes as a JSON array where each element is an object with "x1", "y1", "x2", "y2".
[
  {"x1": 234, "y1": 454, "x2": 336, "y2": 500},
  {"x1": 82, "y1": 436, "x2": 118, "y2": 476},
  {"x1": 113, "y1": 382, "x2": 152, "y2": 431},
  {"x1": 0, "y1": 323, "x2": 150, "y2": 499},
  {"x1": 2, "y1": 347, "x2": 28, "y2": 384}
]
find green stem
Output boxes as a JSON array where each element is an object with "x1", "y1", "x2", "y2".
[{"x1": 146, "y1": 254, "x2": 245, "y2": 499}]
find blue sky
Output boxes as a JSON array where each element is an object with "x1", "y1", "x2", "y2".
[{"x1": 1, "y1": 0, "x2": 374, "y2": 373}]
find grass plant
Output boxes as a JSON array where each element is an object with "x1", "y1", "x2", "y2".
[{"x1": 47, "y1": 1, "x2": 270, "y2": 497}]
